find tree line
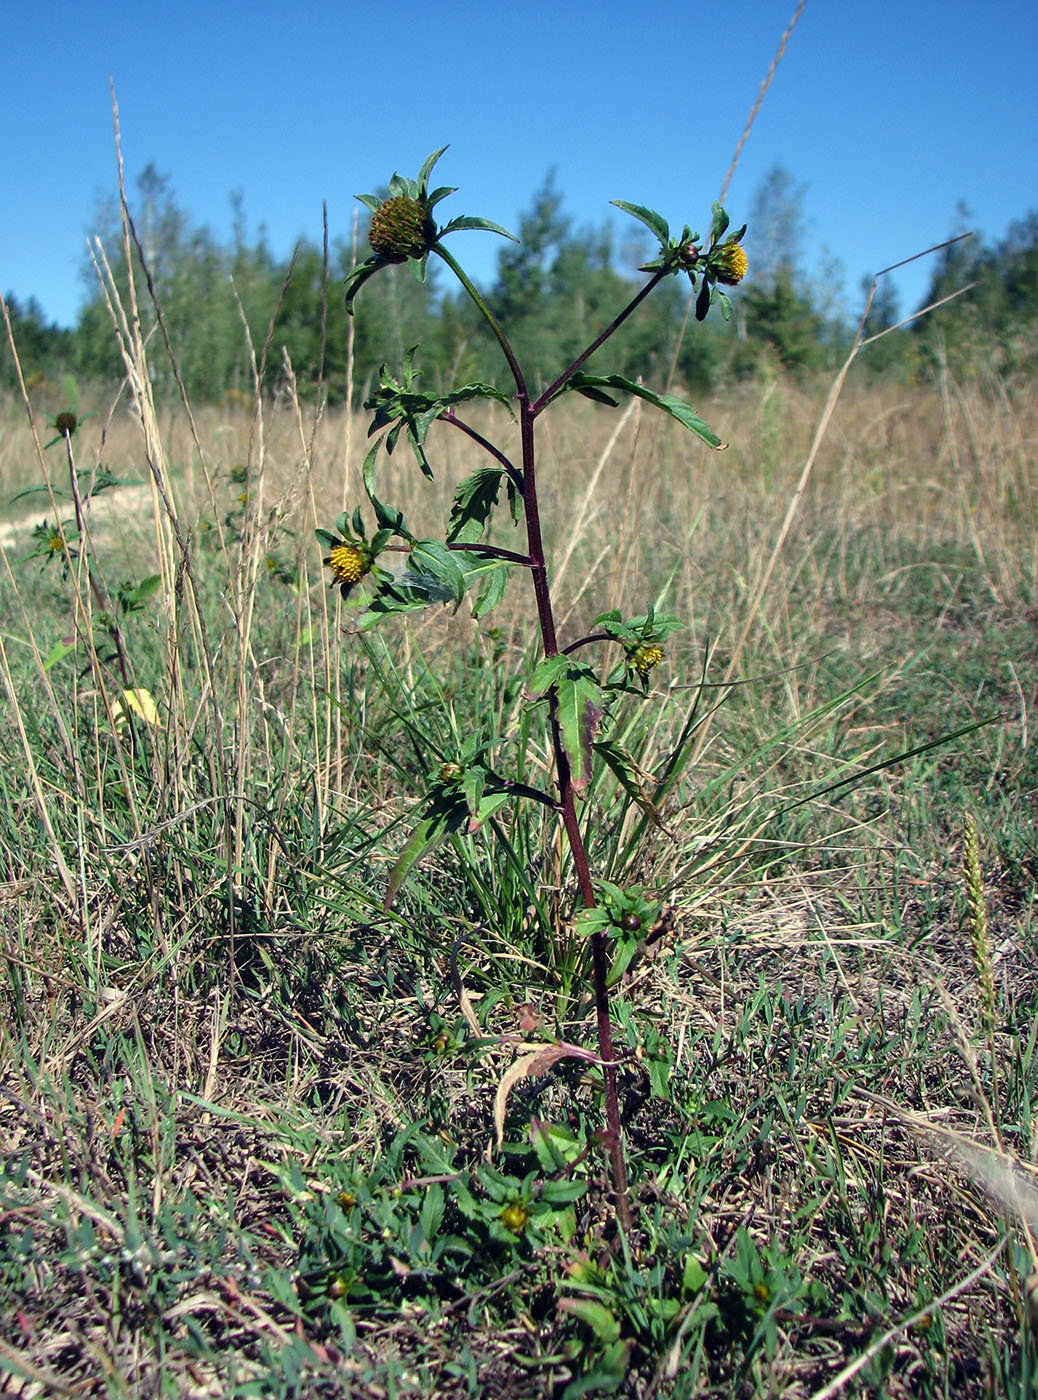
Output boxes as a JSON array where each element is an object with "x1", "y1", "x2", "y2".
[{"x1": 3, "y1": 165, "x2": 1036, "y2": 407}]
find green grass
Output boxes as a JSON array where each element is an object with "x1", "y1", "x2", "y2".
[{"x1": 0, "y1": 346, "x2": 1036, "y2": 1396}]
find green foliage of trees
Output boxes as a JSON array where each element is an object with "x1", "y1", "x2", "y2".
[
  {"x1": 4, "y1": 163, "x2": 1036, "y2": 405},
  {"x1": 912, "y1": 208, "x2": 1038, "y2": 376}
]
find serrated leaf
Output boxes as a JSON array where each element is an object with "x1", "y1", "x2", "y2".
[
  {"x1": 437, "y1": 381, "x2": 516, "y2": 415},
  {"x1": 411, "y1": 539, "x2": 467, "y2": 601},
  {"x1": 471, "y1": 561, "x2": 510, "y2": 618},
  {"x1": 537, "y1": 1178, "x2": 588, "y2": 1206},
  {"x1": 438, "y1": 214, "x2": 519, "y2": 243},
  {"x1": 565, "y1": 373, "x2": 722, "y2": 449},
  {"x1": 384, "y1": 789, "x2": 469, "y2": 909},
  {"x1": 556, "y1": 670, "x2": 603, "y2": 793},
  {"x1": 447, "y1": 468, "x2": 502, "y2": 544},
  {"x1": 611, "y1": 200, "x2": 670, "y2": 245},
  {"x1": 527, "y1": 654, "x2": 568, "y2": 699}
]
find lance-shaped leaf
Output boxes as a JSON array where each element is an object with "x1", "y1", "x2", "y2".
[
  {"x1": 384, "y1": 794, "x2": 466, "y2": 910},
  {"x1": 470, "y1": 561, "x2": 510, "y2": 618},
  {"x1": 611, "y1": 200, "x2": 671, "y2": 246},
  {"x1": 559, "y1": 373, "x2": 722, "y2": 449},
  {"x1": 594, "y1": 738, "x2": 665, "y2": 827},
  {"x1": 361, "y1": 440, "x2": 410, "y2": 537},
  {"x1": 555, "y1": 666, "x2": 603, "y2": 794},
  {"x1": 709, "y1": 201, "x2": 731, "y2": 245},
  {"x1": 438, "y1": 214, "x2": 519, "y2": 243},
  {"x1": 447, "y1": 467, "x2": 503, "y2": 544},
  {"x1": 384, "y1": 786, "x2": 510, "y2": 910}
]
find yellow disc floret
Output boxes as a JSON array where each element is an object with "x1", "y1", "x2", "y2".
[
  {"x1": 714, "y1": 239, "x2": 748, "y2": 286},
  {"x1": 631, "y1": 643, "x2": 664, "y2": 676},
  {"x1": 328, "y1": 542, "x2": 371, "y2": 586}
]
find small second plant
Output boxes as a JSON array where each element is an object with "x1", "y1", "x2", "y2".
[{"x1": 320, "y1": 148, "x2": 746, "y2": 1229}]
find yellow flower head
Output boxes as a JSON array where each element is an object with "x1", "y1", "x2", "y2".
[
  {"x1": 714, "y1": 239, "x2": 748, "y2": 286},
  {"x1": 328, "y1": 541, "x2": 371, "y2": 587},
  {"x1": 48, "y1": 531, "x2": 65, "y2": 553},
  {"x1": 631, "y1": 643, "x2": 664, "y2": 677}
]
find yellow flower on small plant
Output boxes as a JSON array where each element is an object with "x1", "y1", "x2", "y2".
[
  {"x1": 714, "y1": 239, "x2": 748, "y2": 286},
  {"x1": 631, "y1": 643, "x2": 664, "y2": 676},
  {"x1": 48, "y1": 530, "x2": 65, "y2": 553},
  {"x1": 329, "y1": 542, "x2": 371, "y2": 587}
]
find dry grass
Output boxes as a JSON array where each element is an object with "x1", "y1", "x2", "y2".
[{"x1": 0, "y1": 341, "x2": 1036, "y2": 1396}]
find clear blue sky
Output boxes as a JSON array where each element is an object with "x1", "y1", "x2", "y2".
[{"x1": 4, "y1": 0, "x2": 1036, "y2": 330}]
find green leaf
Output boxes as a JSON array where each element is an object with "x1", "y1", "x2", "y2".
[
  {"x1": 469, "y1": 559, "x2": 511, "y2": 618},
  {"x1": 536, "y1": 1178, "x2": 588, "y2": 1207},
  {"x1": 384, "y1": 788, "x2": 470, "y2": 909},
  {"x1": 361, "y1": 440, "x2": 410, "y2": 537},
  {"x1": 437, "y1": 381, "x2": 516, "y2": 415},
  {"x1": 447, "y1": 468, "x2": 502, "y2": 544},
  {"x1": 611, "y1": 200, "x2": 670, "y2": 245},
  {"x1": 527, "y1": 654, "x2": 568, "y2": 699},
  {"x1": 344, "y1": 257, "x2": 384, "y2": 314},
  {"x1": 555, "y1": 669, "x2": 603, "y2": 793},
  {"x1": 438, "y1": 214, "x2": 519, "y2": 243},
  {"x1": 594, "y1": 739, "x2": 664, "y2": 825},
  {"x1": 564, "y1": 373, "x2": 722, "y2": 449},
  {"x1": 557, "y1": 1297, "x2": 621, "y2": 1344},
  {"x1": 606, "y1": 934, "x2": 641, "y2": 988},
  {"x1": 43, "y1": 636, "x2": 77, "y2": 672},
  {"x1": 411, "y1": 540, "x2": 467, "y2": 601},
  {"x1": 417, "y1": 146, "x2": 449, "y2": 189},
  {"x1": 710, "y1": 201, "x2": 730, "y2": 244}
]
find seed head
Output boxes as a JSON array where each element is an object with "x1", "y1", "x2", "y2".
[
  {"x1": 369, "y1": 194, "x2": 434, "y2": 260},
  {"x1": 631, "y1": 643, "x2": 664, "y2": 676},
  {"x1": 714, "y1": 239, "x2": 748, "y2": 286},
  {"x1": 53, "y1": 411, "x2": 78, "y2": 436},
  {"x1": 328, "y1": 542, "x2": 371, "y2": 586}
]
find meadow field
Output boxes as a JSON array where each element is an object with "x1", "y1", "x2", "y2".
[{"x1": 0, "y1": 341, "x2": 1036, "y2": 1396}]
